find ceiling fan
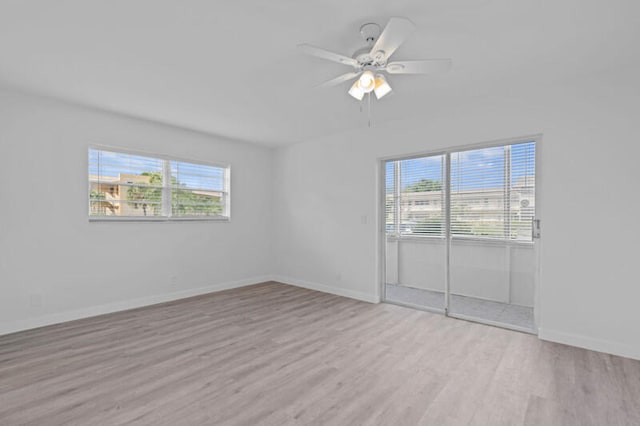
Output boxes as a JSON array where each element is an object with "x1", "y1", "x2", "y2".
[{"x1": 298, "y1": 17, "x2": 452, "y2": 101}]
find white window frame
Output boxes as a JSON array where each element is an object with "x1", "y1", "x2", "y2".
[{"x1": 88, "y1": 145, "x2": 231, "y2": 222}]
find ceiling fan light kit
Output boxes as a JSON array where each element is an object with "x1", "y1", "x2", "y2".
[
  {"x1": 348, "y1": 81, "x2": 365, "y2": 101},
  {"x1": 298, "y1": 16, "x2": 452, "y2": 103},
  {"x1": 358, "y1": 71, "x2": 375, "y2": 93},
  {"x1": 348, "y1": 72, "x2": 392, "y2": 101},
  {"x1": 373, "y1": 74, "x2": 392, "y2": 99}
]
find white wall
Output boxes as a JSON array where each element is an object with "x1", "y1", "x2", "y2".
[
  {"x1": 273, "y1": 73, "x2": 640, "y2": 360},
  {"x1": 0, "y1": 89, "x2": 274, "y2": 334}
]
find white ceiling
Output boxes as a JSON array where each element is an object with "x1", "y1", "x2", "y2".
[{"x1": 1, "y1": 0, "x2": 638, "y2": 146}]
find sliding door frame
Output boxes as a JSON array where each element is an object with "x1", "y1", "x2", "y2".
[
  {"x1": 378, "y1": 134, "x2": 543, "y2": 332},
  {"x1": 379, "y1": 149, "x2": 448, "y2": 315}
]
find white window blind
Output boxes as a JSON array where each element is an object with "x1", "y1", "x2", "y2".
[
  {"x1": 88, "y1": 148, "x2": 230, "y2": 220},
  {"x1": 385, "y1": 141, "x2": 536, "y2": 241},
  {"x1": 386, "y1": 155, "x2": 446, "y2": 236},
  {"x1": 451, "y1": 141, "x2": 535, "y2": 241},
  {"x1": 171, "y1": 160, "x2": 227, "y2": 217},
  {"x1": 509, "y1": 142, "x2": 536, "y2": 240}
]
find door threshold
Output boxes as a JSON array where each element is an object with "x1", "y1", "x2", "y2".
[
  {"x1": 382, "y1": 299, "x2": 445, "y2": 315},
  {"x1": 447, "y1": 312, "x2": 538, "y2": 335}
]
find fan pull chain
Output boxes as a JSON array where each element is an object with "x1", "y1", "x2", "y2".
[
  {"x1": 358, "y1": 93, "x2": 373, "y2": 128},
  {"x1": 368, "y1": 92, "x2": 372, "y2": 128}
]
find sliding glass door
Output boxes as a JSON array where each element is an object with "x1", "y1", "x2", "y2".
[
  {"x1": 384, "y1": 154, "x2": 447, "y2": 312},
  {"x1": 382, "y1": 138, "x2": 538, "y2": 332},
  {"x1": 448, "y1": 142, "x2": 536, "y2": 331}
]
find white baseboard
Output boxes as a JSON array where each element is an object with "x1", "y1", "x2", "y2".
[
  {"x1": 0, "y1": 276, "x2": 273, "y2": 337},
  {"x1": 539, "y1": 328, "x2": 640, "y2": 361},
  {"x1": 273, "y1": 275, "x2": 380, "y2": 304}
]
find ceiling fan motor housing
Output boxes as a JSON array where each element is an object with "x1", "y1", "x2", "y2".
[
  {"x1": 353, "y1": 47, "x2": 374, "y2": 66},
  {"x1": 353, "y1": 48, "x2": 387, "y2": 68}
]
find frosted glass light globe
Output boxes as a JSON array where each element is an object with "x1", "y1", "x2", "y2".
[{"x1": 358, "y1": 71, "x2": 375, "y2": 93}]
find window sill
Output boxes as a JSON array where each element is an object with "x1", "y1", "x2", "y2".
[{"x1": 89, "y1": 216, "x2": 230, "y2": 223}]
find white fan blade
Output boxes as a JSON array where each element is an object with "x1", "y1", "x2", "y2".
[
  {"x1": 369, "y1": 17, "x2": 416, "y2": 62},
  {"x1": 315, "y1": 72, "x2": 361, "y2": 88},
  {"x1": 298, "y1": 43, "x2": 359, "y2": 68},
  {"x1": 386, "y1": 59, "x2": 452, "y2": 74}
]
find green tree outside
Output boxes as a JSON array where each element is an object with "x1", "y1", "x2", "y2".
[
  {"x1": 127, "y1": 172, "x2": 163, "y2": 216},
  {"x1": 403, "y1": 179, "x2": 442, "y2": 192},
  {"x1": 126, "y1": 172, "x2": 222, "y2": 216}
]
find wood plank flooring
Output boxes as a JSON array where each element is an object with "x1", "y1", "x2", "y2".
[{"x1": 1, "y1": 281, "x2": 639, "y2": 425}]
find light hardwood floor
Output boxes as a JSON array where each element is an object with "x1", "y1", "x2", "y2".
[{"x1": 1, "y1": 281, "x2": 639, "y2": 425}]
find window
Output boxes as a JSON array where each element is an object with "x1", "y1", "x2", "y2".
[
  {"x1": 451, "y1": 141, "x2": 535, "y2": 241},
  {"x1": 88, "y1": 148, "x2": 230, "y2": 221},
  {"x1": 385, "y1": 140, "x2": 536, "y2": 241},
  {"x1": 385, "y1": 155, "x2": 445, "y2": 236}
]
